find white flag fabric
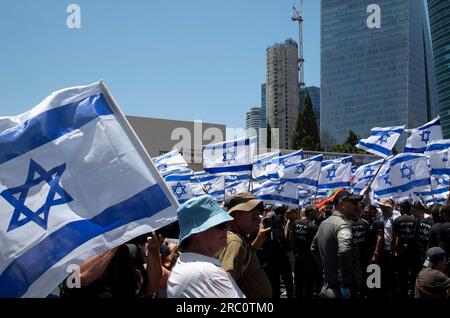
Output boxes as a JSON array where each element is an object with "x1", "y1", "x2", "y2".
[
  {"x1": 279, "y1": 154, "x2": 322, "y2": 207},
  {"x1": 225, "y1": 173, "x2": 250, "y2": 200},
  {"x1": 202, "y1": 136, "x2": 256, "y2": 175},
  {"x1": 351, "y1": 159, "x2": 384, "y2": 194},
  {"x1": 425, "y1": 140, "x2": 450, "y2": 204},
  {"x1": 356, "y1": 126, "x2": 405, "y2": 157},
  {"x1": 194, "y1": 174, "x2": 225, "y2": 204},
  {"x1": 252, "y1": 151, "x2": 282, "y2": 182},
  {"x1": 265, "y1": 149, "x2": 304, "y2": 180},
  {"x1": 254, "y1": 180, "x2": 299, "y2": 208},
  {"x1": 373, "y1": 153, "x2": 433, "y2": 203},
  {"x1": 153, "y1": 149, "x2": 191, "y2": 177},
  {"x1": 0, "y1": 82, "x2": 178, "y2": 298},
  {"x1": 317, "y1": 156, "x2": 353, "y2": 198},
  {"x1": 405, "y1": 116, "x2": 443, "y2": 153}
]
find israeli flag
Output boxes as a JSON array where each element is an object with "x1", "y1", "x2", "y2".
[
  {"x1": 252, "y1": 151, "x2": 282, "y2": 182},
  {"x1": 194, "y1": 174, "x2": 225, "y2": 204},
  {"x1": 279, "y1": 155, "x2": 322, "y2": 207},
  {"x1": 373, "y1": 153, "x2": 433, "y2": 203},
  {"x1": 356, "y1": 126, "x2": 405, "y2": 157},
  {"x1": 317, "y1": 156, "x2": 352, "y2": 198},
  {"x1": 404, "y1": 117, "x2": 443, "y2": 153},
  {"x1": 351, "y1": 159, "x2": 384, "y2": 194},
  {"x1": 153, "y1": 149, "x2": 191, "y2": 177},
  {"x1": 425, "y1": 140, "x2": 450, "y2": 204},
  {"x1": 225, "y1": 173, "x2": 250, "y2": 199},
  {"x1": 202, "y1": 136, "x2": 256, "y2": 175},
  {"x1": 265, "y1": 149, "x2": 304, "y2": 180},
  {"x1": 254, "y1": 180, "x2": 299, "y2": 208},
  {"x1": 165, "y1": 173, "x2": 199, "y2": 204},
  {"x1": 0, "y1": 82, "x2": 178, "y2": 298}
]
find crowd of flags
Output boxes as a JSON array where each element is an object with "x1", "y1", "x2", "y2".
[{"x1": 156, "y1": 116, "x2": 450, "y2": 210}]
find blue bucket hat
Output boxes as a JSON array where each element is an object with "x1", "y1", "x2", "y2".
[{"x1": 177, "y1": 195, "x2": 233, "y2": 243}]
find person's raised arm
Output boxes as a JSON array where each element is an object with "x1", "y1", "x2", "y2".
[{"x1": 79, "y1": 246, "x2": 119, "y2": 287}]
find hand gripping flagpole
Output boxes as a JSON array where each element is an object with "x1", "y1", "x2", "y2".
[
  {"x1": 362, "y1": 155, "x2": 391, "y2": 196},
  {"x1": 192, "y1": 170, "x2": 209, "y2": 194}
]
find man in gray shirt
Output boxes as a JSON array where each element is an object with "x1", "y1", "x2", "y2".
[{"x1": 311, "y1": 190, "x2": 363, "y2": 298}]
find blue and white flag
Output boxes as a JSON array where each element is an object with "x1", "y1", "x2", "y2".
[
  {"x1": 351, "y1": 159, "x2": 384, "y2": 194},
  {"x1": 153, "y1": 149, "x2": 191, "y2": 177},
  {"x1": 0, "y1": 82, "x2": 179, "y2": 298},
  {"x1": 252, "y1": 151, "x2": 282, "y2": 182},
  {"x1": 265, "y1": 149, "x2": 304, "y2": 180},
  {"x1": 317, "y1": 156, "x2": 352, "y2": 198},
  {"x1": 279, "y1": 154, "x2": 322, "y2": 207},
  {"x1": 356, "y1": 125, "x2": 405, "y2": 157},
  {"x1": 225, "y1": 173, "x2": 250, "y2": 199},
  {"x1": 254, "y1": 180, "x2": 299, "y2": 208},
  {"x1": 373, "y1": 153, "x2": 433, "y2": 203},
  {"x1": 165, "y1": 173, "x2": 201, "y2": 204},
  {"x1": 425, "y1": 140, "x2": 450, "y2": 204},
  {"x1": 202, "y1": 136, "x2": 256, "y2": 175},
  {"x1": 194, "y1": 174, "x2": 225, "y2": 204},
  {"x1": 404, "y1": 117, "x2": 443, "y2": 153}
]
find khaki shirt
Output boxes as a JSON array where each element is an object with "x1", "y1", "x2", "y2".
[{"x1": 217, "y1": 232, "x2": 272, "y2": 298}]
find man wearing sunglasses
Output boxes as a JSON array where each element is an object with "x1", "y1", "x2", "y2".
[{"x1": 167, "y1": 194, "x2": 245, "y2": 298}]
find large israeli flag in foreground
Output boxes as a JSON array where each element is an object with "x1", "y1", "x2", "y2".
[
  {"x1": 405, "y1": 117, "x2": 442, "y2": 153},
  {"x1": 356, "y1": 126, "x2": 405, "y2": 157},
  {"x1": 0, "y1": 82, "x2": 179, "y2": 298},
  {"x1": 153, "y1": 149, "x2": 191, "y2": 177},
  {"x1": 202, "y1": 136, "x2": 256, "y2": 175},
  {"x1": 425, "y1": 140, "x2": 450, "y2": 204},
  {"x1": 373, "y1": 153, "x2": 432, "y2": 203},
  {"x1": 317, "y1": 156, "x2": 352, "y2": 198}
]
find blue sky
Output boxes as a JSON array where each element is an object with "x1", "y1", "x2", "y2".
[{"x1": 0, "y1": 0, "x2": 320, "y2": 130}]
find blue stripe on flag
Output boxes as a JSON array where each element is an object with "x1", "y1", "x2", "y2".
[
  {"x1": 283, "y1": 178, "x2": 318, "y2": 187},
  {"x1": 403, "y1": 147, "x2": 426, "y2": 153},
  {"x1": 390, "y1": 154, "x2": 424, "y2": 166},
  {"x1": 318, "y1": 182, "x2": 350, "y2": 189},
  {"x1": 0, "y1": 183, "x2": 171, "y2": 298},
  {"x1": 425, "y1": 143, "x2": 450, "y2": 152},
  {"x1": 357, "y1": 141, "x2": 390, "y2": 156},
  {"x1": 431, "y1": 168, "x2": 450, "y2": 175},
  {"x1": 0, "y1": 93, "x2": 113, "y2": 166},
  {"x1": 203, "y1": 138, "x2": 250, "y2": 150},
  {"x1": 374, "y1": 178, "x2": 431, "y2": 196},
  {"x1": 372, "y1": 128, "x2": 404, "y2": 134},
  {"x1": 204, "y1": 165, "x2": 252, "y2": 174},
  {"x1": 256, "y1": 194, "x2": 298, "y2": 205}
]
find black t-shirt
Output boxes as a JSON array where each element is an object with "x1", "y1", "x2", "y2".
[
  {"x1": 429, "y1": 222, "x2": 450, "y2": 255},
  {"x1": 292, "y1": 219, "x2": 318, "y2": 257},
  {"x1": 352, "y1": 218, "x2": 370, "y2": 264},
  {"x1": 392, "y1": 214, "x2": 418, "y2": 250},
  {"x1": 418, "y1": 217, "x2": 435, "y2": 249},
  {"x1": 366, "y1": 218, "x2": 384, "y2": 255}
]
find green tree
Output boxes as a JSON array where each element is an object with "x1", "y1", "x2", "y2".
[
  {"x1": 290, "y1": 90, "x2": 322, "y2": 151},
  {"x1": 330, "y1": 130, "x2": 366, "y2": 154}
]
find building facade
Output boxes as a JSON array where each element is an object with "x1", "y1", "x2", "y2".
[
  {"x1": 321, "y1": 0, "x2": 439, "y2": 149},
  {"x1": 260, "y1": 83, "x2": 266, "y2": 130},
  {"x1": 266, "y1": 39, "x2": 300, "y2": 150},
  {"x1": 245, "y1": 107, "x2": 261, "y2": 142},
  {"x1": 428, "y1": 0, "x2": 450, "y2": 137}
]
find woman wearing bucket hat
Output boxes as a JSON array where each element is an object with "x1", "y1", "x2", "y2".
[{"x1": 166, "y1": 194, "x2": 245, "y2": 298}]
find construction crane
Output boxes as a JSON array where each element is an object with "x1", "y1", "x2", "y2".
[{"x1": 291, "y1": 0, "x2": 305, "y2": 89}]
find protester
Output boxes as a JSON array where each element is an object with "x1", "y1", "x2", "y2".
[
  {"x1": 167, "y1": 195, "x2": 245, "y2": 298},
  {"x1": 415, "y1": 247, "x2": 450, "y2": 298}
]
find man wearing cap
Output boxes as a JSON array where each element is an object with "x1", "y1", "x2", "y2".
[
  {"x1": 217, "y1": 192, "x2": 273, "y2": 298},
  {"x1": 167, "y1": 195, "x2": 245, "y2": 298},
  {"x1": 415, "y1": 247, "x2": 450, "y2": 298},
  {"x1": 310, "y1": 190, "x2": 363, "y2": 298}
]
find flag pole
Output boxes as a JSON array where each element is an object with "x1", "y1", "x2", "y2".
[
  {"x1": 191, "y1": 170, "x2": 209, "y2": 194},
  {"x1": 362, "y1": 155, "x2": 390, "y2": 196}
]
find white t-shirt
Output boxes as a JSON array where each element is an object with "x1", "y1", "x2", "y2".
[{"x1": 167, "y1": 252, "x2": 246, "y2": 298}]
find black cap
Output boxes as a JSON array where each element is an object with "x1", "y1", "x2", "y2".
[
  {"x1": 333, "y1": 190, "x2": 363, "y2": 207},
  {"x1": 423, "y1": 247, "x2": 447, "y2": 268}
]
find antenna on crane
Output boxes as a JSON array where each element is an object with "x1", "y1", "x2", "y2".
[{"x1": 292, "y1": 0, "x2": 305, "y2": 89}]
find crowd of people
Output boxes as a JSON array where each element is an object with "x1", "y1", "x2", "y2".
[{"x1": 59, "y1": 189, "x2": 450, "y2": 299}]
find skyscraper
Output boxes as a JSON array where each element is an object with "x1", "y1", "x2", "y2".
[
  {"x1": 266, "y1": 39, "x2": 300, "y2": 150},
  {"x1": 428, "y1": 0, "x2": 450, "y2": 137},
  {"x1": 321, "y1": 0, "x2": 439, "y2": 149},
  {"x1": 260, "y1": 83, "x2": 266, "y2": 129},
  {"x1": 246, "y1": 107, "x2": 261, "y2": 141}
]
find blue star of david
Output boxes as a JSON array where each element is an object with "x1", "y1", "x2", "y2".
[
  {"x1": 172, "y1": 182, "x2": 187, "y2": 199},
  {"x1": 400, "y1": 164, "x2": 414, "y2": 180},
  {"x1": 223, "y1": 150, "x2": 236, "y2": 164},
  {"x1": 326, "y1": 166, "x2": 337, "y2": 181},
  {"x1": 295, "y1": 164, "x2": 305, "y2": 175},
  {"x1": 229, "y1": 187, "x2": 237, "y2": 195},
  {"x1": 420, "y1": 130, "x2": 431, "y2": 144},
  {"x1": 204, "y1": 182, "x2": 213, "y2": 192},
  {"x1": 364, "y1": 178, "x2": 371, "y2": 186},
  {"x1": 383, "y1": 175, "x2": 392, "y2": 186},
  {"x1": 377, "y1": 131, "x2": 391, "y2": 144},
  {"x1": 1, "y1": 159, "x2": 73, "y2": 232},
  {"x1": 158, "y1": 163, "x2": 167, "y2": 173},
  {"x1": 275, "y1": 184, "x2": 284, "y2": 194},
  {"x1": 364, "y1": 166, "x2": 374, "y2": 176}
]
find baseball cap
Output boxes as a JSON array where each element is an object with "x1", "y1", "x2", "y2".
[
  {"x1": 226, "y1": 192, "x2": 263, "y2": 214},
  {"x1": 333, "y1": 190, "x2": 363, "y2": 207},
  {"x1": 379, "y1": 198, "x2": 395, "y2": 208},
  {"x1": 177, "y1": 195, "x2": 233, "y2": 243},
  {"x1": 423, "y1": 247, "x2": 447, "y2": 268}
]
